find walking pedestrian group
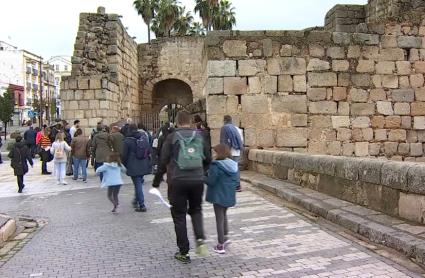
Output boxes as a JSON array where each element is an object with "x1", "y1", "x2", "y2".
[{"x1": 4, "y1": 112, "x2": 244, "y2": 263}]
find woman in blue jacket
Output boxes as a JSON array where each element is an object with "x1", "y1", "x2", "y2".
[{"x1": 205, "y1": 144, "x2": 238, "y2": 254}]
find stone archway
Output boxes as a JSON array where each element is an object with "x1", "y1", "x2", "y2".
[{"x1": 152, "y1": 78, "x2": 193, "y2": 112}]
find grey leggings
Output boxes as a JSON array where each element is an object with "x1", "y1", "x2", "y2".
[
  {"x1": 213, "y1": 204, "x2": 229, "y2": 244},
  {"x1": 107, "y1": 185, "x2": 121, "y2": 207}
]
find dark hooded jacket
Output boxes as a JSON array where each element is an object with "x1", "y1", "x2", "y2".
[
  {"x1": 122, "y1": 130, "x2": 152, "y2": 177},
  {"x1": 8, "y1": 141, "x2": 33, "y2": 176},
  {"x1": 92, "y1": 131, "x2": 112, "y2": 163},
  {"x1": 205, "y1": 159, "x2": 238, "y2": 207}
]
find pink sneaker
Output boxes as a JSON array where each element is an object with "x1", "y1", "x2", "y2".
[{"x1": 213, "y1": 244, "x2": 225, "y2": 254}]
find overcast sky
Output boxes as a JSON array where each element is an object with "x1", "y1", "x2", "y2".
[{"x1": 0, "y1": 0, "x2": 366, "y2": 59}]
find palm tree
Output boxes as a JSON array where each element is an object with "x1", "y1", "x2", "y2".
[
  {"x1": 173, "y1": 7, "x2": 194, "y2": 36},
  {"x1": 133, "y1": 0, "x2": 158, "y2": 43},
  {"x1": 189, "y1": 22, "x2": 206, "y2": 36},
  {"x1": 212, "y1": 0, "x2": 236, "y2": 30},
  {"x1": 194, "y1": 0, "x2": 215, "y2": 32},
  {"x1": 156, "y1": 0, "x2": 180, "y2": 37}
]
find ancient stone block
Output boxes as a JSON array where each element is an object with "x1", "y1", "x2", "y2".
[
  {"x1": 332, "y1": 116, "x2": 350, "y2": 128},
  {"x1": 310, "y1": 116, "x2": 332, "y2": 128},
  {"x1": 377, "y1": 101, "x2": 394, "y2": 115},
  {"x1": 248, "y1": 77, "x2": 261, "y2": 94},
  {"x1": 381, "y1": 35, "x2": 397, "y2": 48},
  {"x1": 362, "y1": 46, "x2": 380, "y2": 60},
  {"x1": 388, "y1": 129, "x2": 407, "y2": 141},
  {"x1": 223, "y1": 40, "x2": 247, "y2": 57},
  {"x1": 370, "y1": 89, "x2": 386, "y2": 101},
  {"x1": 326, "y1": 47, "x2": 345, "y2": 59},
  {"x1": 276, "y1": 128, "x2": 308, "y2": 147},
  {"x1": 401, "y1": 116, "x2": 412, "y2": 129},
  {"x1": 398, "y1": 36, "x2": 422, "y2": 48},
  {"x1": 309, "y1": 101, "x2": 337, "y2": 114},
  {"x1": 308, "y1": 141, "x2": 327, "y2": 154},
  {"x1": 414, "y1": 61, "x2": 425, "y2": 73},
  {"x1": 327, "y1": 141, "x2": 341, "y2": 156},
  {"x1": 410, "y1": 74, "x2": 424, "y2": 88},
  {"x1": 337, "y1": 128, "x2": 352, "y2": 141},
  {"x1": 398, "y1": 143, "x2": 410, "y2": 155},
  {"x1": 208, "y1": 95, "x2": 226, "y2": 114},
  {"x1": 279, "y1": 44, "x2": 292, "y2": 56},
  {"x1": 399, "y1": 76, "x2": 410, "y2": 88},
  {"x1": 396, "y1": 61, "x2": 411, "y2": 75},
  {"x1": 351, "y1": 103, "x2": 375, "y2": 116},
  {"x1": 309, "y1": 45, "x2": 325, "y2": 57},
  {"x1": 307, "y1": 59, "x2": 330, "y2": 71},
  {"x1": 411, "y1": 143, "x2": 423, "y2": 157},
  {"x1": 333, "y1": 87, "x2": 347, "y2": 101},
  {"x1": 353, "y1": 33, "x2": 379, "y2": 45},
  {"x1": 385, "y1": 116, "x2": 401, "y2": 128},
  {"x1": 262, "y1": 75, "x2": 278, "y2": 94},
  {"x1": 241, "y1": 95, "x2": 269, "y2": 114},
  {"x1": 375, "y1": 129, "x2": 387, "y2": 141},
  {"x1": 414, "y1": 116, "x2": 425, "y2": 130},
  {"x1": 352, "y1": 117, "x2": 370, "y2": 128},
  {"x1": 392, "y1": 89, "x2": 415, "y2": 102},
  {"x1": 357, "y1": 60, "x2": 375, "y2": 73},
  {"x1": 381, "y1": 161, "x2": 410, "y2": 191},
  {"x1": 372, "y1": 75, "x2": 382, "y2": 88},
  {"x1": 338, "y1": 73, "x2": 350, "y2": 87},
  {"x1": 371, "y1": 115, "x2": 385, "y2": 128},
  {"x1": 278, "y1": 75, "x2": 293, "y2": 92},
  {"x1": 224, "y1": 77, "x2": 247, "y2": 95},
  {"x1": 262, "y1": 39, "x2": 273, "y2": 57},
  {"x1": 338, "y1": 102, "x2": 350, "y2": 116},
  {"x1": 308, "y1": 72, "x2": 337, "y2": 87},
  {"x1": 332, "y1": 60, "x2": 350, "y2": 72},
  {"x1": 351, "y1": 74, "x2": 371, "y2": 87},
  {"x1": 267, "y1": 57, "x2": 306, "y2": 75},
  {"x1": 384, "y1": 142, "x2": 399, "y2": 156},
  {"x1": 271, "y1": 95, "x2": 307, "y2": 114},
  {"x1": 349, "y1": 88, "x2": 368, "y2": 102},
  {"x1": 355, "y1": 142, "x2": 369, "y2": 157},
  {"x1": 342, "y1": 143, "x2": 355, "y2": 156},
  {"x1": 238, "y1": 60, "x2": 266, "y2": 76},
  {"x1": 375, "y1": 61, "x2": 395, "y2": 74},
  {"x1": 382, "y1": 75, "x2": 398, "y2": 89},
  {"x1": 207, "y1": 78, "x2": 224, "y2": 95},
  {"x1": 291, "y1": 114, "x2": 308, "y2": 127},
  {"x1": 379, "y1": 48, "x2": 405, "y2": 61},
  {"x1": 393, "y1": 103, "x2": 410, "y2": 115},
  {"x1": 208, "y1": 60, "x2": 236, "y2": 77},
  {"x1": 416, "y1": 88, "x2": 425, "y2": 101},
  {"x1": 293, "y1": 75, "x2": 306, "y2": 92},
  {"x1": 399, "y1": 193, "x2": 425, "y2": 223},
  {"x1": 307, "y1": 88, "x2": 327, "y2": 101},
  {"x1": 348, "y1": 45, "x2": 361, "y2": 58},
  {"x1": 411, "y1": 102, "x2": 425, "y2": 116},
  {"x1": 257, "y1": 129, "x2": 274, "y2": 147}
]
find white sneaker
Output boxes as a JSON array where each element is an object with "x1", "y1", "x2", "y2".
[
  {"x1": 62, "y1": 181, "x2": 68, "y2": 185},
  {"x1": 56, "y1": 181, "x2": 61, "y2": 185}
]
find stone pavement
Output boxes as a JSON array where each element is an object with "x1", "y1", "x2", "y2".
[{"x1": 0, "y1": 167, "x2": 422, "y2": 277}]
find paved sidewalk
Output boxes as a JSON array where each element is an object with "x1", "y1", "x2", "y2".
[{"x1": 0, "y1": 178, "x2": 421, "y2": 277}]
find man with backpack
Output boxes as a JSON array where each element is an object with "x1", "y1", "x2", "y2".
[
  {"x1": 220, "y1": 115, "x2": 244, "y2": 192},
  {"x1": 152, "y1": 111, "x2": 211, "y2": 264},
  {"x1": 122, "y1": 124, "x2": 152, "y2": 212}
]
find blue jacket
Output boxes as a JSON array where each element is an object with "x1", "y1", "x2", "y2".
[
  {"x1": 122, "y1": 131, "x2": 152, "y2": 177},
  {"x1": 205, "y1": 159, "x2": 238, "y2": 207},
  {"x1": 24, "y1": 127, "x2": 37, "y2": 145},
  {"x1": 220, "y1": 124, "x2": 244, "y2": 151},
  {"x1": 95, "y1": 162, "x2": 126, "y2": 187}
]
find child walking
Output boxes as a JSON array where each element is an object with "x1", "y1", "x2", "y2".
[
  {"x1": 8, "y1": 136, "x2": 33, "y2": 193},
  {"x1": 205, "y1": 144, "x2": 238, "y2": 254},
  {"x1": 50, "y1": 132, "x2": 72, "y2": 185},
  {"x1": 95, "y1": 152, "x2": 126, "y2": 213}
]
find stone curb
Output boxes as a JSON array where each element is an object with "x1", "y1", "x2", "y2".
[{"x1": 241, "y1": 171, "x2": 425, "y2": 266}]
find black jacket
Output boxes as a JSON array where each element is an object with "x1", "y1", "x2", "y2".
[
  {"x1": 153, "y1": 128, "x2": 211, "y2": 187},
  {"x1": 8, "y1": 142, "x2": 33, "y2": 176},
  {"x1": 24, "y1": 128, "x2": 37, "y2": 145},
  {"x1": 122, "y1": 131, "x2": 152, "y2": 177}
]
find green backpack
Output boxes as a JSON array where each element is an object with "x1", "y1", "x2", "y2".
[{"x1": 175, "y1": 131, "x2": 204, "y2": 170}]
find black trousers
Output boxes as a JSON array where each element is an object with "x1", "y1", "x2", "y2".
[
  {"x1": 107, "y1": 185, "x2": 121, "y2": 207},
  {"x1": 213, "y1": 204, "x2": 229, "y2": 244},
  {"x1": 17, "y1": 175, "x2": 24, "y2": 192},
  {"x1": 169, "y1": 181, "x2": 205, "y2": 254}
]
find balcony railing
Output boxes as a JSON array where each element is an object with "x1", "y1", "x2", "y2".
[{"x1": 32, "y1": 68, "x2": 38, "y2": 76}]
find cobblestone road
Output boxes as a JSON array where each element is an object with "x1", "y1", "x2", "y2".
[{"x1": 0, "y1": 163, "x2": 422, "y2": 277}]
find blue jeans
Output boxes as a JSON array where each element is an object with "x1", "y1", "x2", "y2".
[
  {"x1": 131, "y1": 176, "x2": 145, "y2": 207},
  {"x1": 95, "y1": 162, "x2": 104, "y2": 181},
  {"x1": 73, "y1": 157, "x2": 87, "y2": 181}
]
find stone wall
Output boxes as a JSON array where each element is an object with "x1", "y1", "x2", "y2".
[
  {"x1": 61, "y1": 7, "x2": 139, "y2": 134},
  {"x1": 249, "y1": 149, "x2": 425, "y2": 224},
  {"x1": 137, "y1": 37, "x2": 207, "y2": 112},
  {"x1": 325, "y1": 5, "x2": 366, "y2": 33},
  {"x1": 367, "y1": 0, "x2": 425, "y2": 23},
  {"x1": 205, "y1": 20, "x2": 425, "y2": 161}
]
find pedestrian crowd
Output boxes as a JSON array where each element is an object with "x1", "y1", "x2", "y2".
[{"x1": 5, "y1": 112, "x2": 245, "y2": 262}]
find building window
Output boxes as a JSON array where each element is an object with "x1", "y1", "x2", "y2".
[
  {"x1": 64, "y1": 65, "x2": 68, "y2": 71},
  {"x1": 55, "y1": 64, "x2": 59, "y2": 71}
]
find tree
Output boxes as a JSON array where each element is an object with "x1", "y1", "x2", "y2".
[
  {"x1": 189, "y1": 22, "x2": 206, "y2": 36},
  {"x1": 0, "y1": 89, "x2": 15, "y2": 140},
  {"x1": 173, "y1": 6, "x2": 194, "y2": 36},
  {"x1": 133, "y1": 0, "x2": 158, "y2": 43},
  {"x1": 194, "y1": 0, "x2": 215, "y2": 31},
  {"x1": 212, "y1": 0, "x2": 236, "y2": 30},
  {"x1": 156, "y1": 0, "x2": 180, "y2": 37}
]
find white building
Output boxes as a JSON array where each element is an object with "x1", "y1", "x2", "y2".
[{"x1": 47, "y1": 55, "x2": 71, "y2": 118}]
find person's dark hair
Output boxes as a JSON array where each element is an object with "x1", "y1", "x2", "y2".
[
  {"x1": 213, "y1": 144, "x2": 232, "y2": 160},
  {"x1": 129, "y1": 123, "x2": 138, "y2": 132},
  {"x1": 194, "y1": 114, "x2": 202, "y2": 123},
  {"x1": 104, "y1": 126, "x2": 110, "y2": 133},
  {"x1": 137, "y1": 123, "x2": 147, "y2": 131},
  {"x1": 74, "y1": 120, "x2": 80, "y2": 125},
  {"x1": 176, "y1": 111, "x2": 191, "y2": 126},
  {"x1": 35, "y1": 127, "x2": 41, "y2": 132},
  {"x1": 108, "y1": 152, "x2": 122, "y2": 166},
  {"x1": 75, "y1": 128, "x2": 83, "y2": 137},
  {"x1": 15, "y1": 135, "x2": 23, "y2": 143},
  {"x1": 223, "y1": 115, "x2": 232, "y2": 124}
]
